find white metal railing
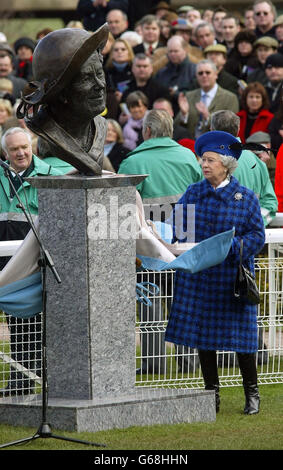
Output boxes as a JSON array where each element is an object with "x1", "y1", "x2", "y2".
[
  {"x1": 136, "y1": 214, "x2": 283, "y2": 389},
  {"x1": 0, "y1": 238, "x2": 42, "y2": 396},
  {"x1": 1, "y1": 214, "x2": 283, "y2": 395}
]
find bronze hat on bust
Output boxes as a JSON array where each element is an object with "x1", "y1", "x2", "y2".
[{"x1": 17, "y1": 24, "x2": 109, "y2": 116}]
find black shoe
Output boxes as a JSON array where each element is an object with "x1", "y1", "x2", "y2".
[
  {"x1": 244, "y1": 384, "x2": 260, "y2": 415},
  {"x1": 136, "y1": 368, "x2": 148, "y2": 375}
]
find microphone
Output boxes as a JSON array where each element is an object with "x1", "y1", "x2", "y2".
[{"x1": 0, "y1": 159, "x2": 18, "y2": 174}]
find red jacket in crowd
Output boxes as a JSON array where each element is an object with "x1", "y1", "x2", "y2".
[{"x1": 237, "y1": 109, "x2": 274, "y2": 143}]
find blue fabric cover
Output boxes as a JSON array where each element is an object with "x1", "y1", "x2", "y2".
[
  {"x1": 0, "y1": 272, "x2": 42, "y2": 318},
  {"x1": 138, "y1": 228, "x2": 234, "y2": 273}
]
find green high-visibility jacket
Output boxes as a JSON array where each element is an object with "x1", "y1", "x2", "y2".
[
  {"x1": 118, "y1": 137, "x2": 203, "y2": 206},
  {"x1": 0, "y1": 154, "x2": 62, "y2": 268}
]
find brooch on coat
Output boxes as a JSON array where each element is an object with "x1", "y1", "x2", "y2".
[{"x1": 234, "y1": 192, "x2": 243, "y2": 200}]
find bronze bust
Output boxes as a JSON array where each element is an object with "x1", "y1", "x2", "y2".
[{"x1": 17, "y1": 24, "x2": 109, "y2": 175}]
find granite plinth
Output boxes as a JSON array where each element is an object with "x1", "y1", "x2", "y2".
[
  {"x1": 35, "y1": 180, "x2": 139, "y2": 400},
  {"x1": 0, "y1": 388, "x2": 215, "y2": 433},
  {"x1": 25, "y1": 173, "x2": 148, "y2": 189}
]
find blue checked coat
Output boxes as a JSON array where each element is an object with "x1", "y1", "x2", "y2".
[{"x1": 165, "y1": 176, "x2": 265, "y2": 353}]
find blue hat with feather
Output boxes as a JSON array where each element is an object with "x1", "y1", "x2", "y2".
[{"x1": 195, "y1": 131, "x2": 242, "y2": 160}]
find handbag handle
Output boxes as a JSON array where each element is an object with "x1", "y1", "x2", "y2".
[{"x1": 239, "y1": 238, "x2": 243, "y2": 265}]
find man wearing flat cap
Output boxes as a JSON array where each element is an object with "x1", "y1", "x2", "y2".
[
  {"x1": 204, "y1": 44, "x2": 239, "y2": 95},
  {"x1": 246, "y1": 131, "x2": 276, "y2": 186},
  {"x1": 247, "y1": 36, "x2": 279, "y2": 85}
]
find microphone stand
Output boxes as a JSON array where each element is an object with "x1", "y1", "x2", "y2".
[{"x1": 0, "y1": 167, "x2": 106, "y2": 448}]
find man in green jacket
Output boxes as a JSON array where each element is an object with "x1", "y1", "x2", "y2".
[
  {"x1": 119, "y1": 108, "x2": 202, "y2": 221},
  {"x1": 119, "y1": 109, "x2": 202, "y2": 375},
  {"x1": 0, "y1": 127, "x2": 61, "y2": 397}
]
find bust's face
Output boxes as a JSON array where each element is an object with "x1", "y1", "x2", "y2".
[{"x1": 61, "y1": 51, "x2": 106, "y2": 118}]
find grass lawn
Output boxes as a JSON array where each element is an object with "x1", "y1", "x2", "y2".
[{"x1": 0, "y1": 384, "x2": 282, "y2": 451}]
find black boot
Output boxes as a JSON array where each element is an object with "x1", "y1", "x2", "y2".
[
  {"x1": 237, "y1": 353, "x2": 260, "y2": 415},
  {"x1": 198, "y1": 350, "x2": 220, "y2": 413},
  {"x1": 243, "y1": 383, "x2": 260, "y2": 415}
]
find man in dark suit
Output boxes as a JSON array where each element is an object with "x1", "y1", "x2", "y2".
[
  {"x1": 121, "y1": 53, "x2": 171, "y2": 108},
  {"x1": 175, "y1": 59, "x2": 239, "y2": 139},
  {"x1": 154, "y1": 35, "x2": 197, "y2": 113},
  {"x1": 133, "y1": 14, "x2": 163, "y2": 56},
  {"x1": 264, "y1": 52, "x2": 283, "y2": 112},
  {"x1": 106, "y1": 8, "x2": 129, "y2": 39}
]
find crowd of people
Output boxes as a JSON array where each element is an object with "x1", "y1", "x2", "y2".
[{"x1": 0, "y1": 1, "x2": 282, "y2": 413}]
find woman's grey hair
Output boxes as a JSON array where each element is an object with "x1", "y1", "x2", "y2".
[
  {"x1": 219, "y1": 154, "x2": 238, "y2": 174},
  {"x1": 1, "y1": 126, "x2": 32, "y2": 154},
  {"x1": 142, "y1": 109, "x2": 173, "y2": 138}
]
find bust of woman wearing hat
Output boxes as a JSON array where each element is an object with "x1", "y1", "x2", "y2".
[
  {"x1": 165, "y1": 130, "x2": 265, "y2": 416},
  {"x1": 17, "y1": 24, "x2": 109, "y2": 175}
]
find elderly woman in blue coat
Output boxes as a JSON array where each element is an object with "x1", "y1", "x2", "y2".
[{"x1": 165, "y1": 130, "x2": 265, "y2": 415}]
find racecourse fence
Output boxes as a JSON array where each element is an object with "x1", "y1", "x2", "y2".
[{"x1": 0, "y1": 217, "x2": 283, "y2": 397}]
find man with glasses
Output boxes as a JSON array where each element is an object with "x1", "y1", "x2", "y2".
[
  {"x1": 253, "y1": 0, "x2": 277, "y2": 38},
  {"x1": 175, "y1": 60, "x2": 239, "y2": 139}
]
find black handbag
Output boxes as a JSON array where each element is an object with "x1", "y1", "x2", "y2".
[{"x1": 234, "y1": 239, "x2": 260, "y2": 305}]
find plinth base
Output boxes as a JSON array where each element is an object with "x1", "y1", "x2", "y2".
[{"x1": 0, "y1": 388, "x2": 215, "y2": 433}]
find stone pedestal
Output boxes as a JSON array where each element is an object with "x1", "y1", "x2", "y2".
[
  {"x1": 35, "y1": 174, "x2": 140, "y2": 401},
  {"x1": 0, "y1": 174, "x2": 215, "y2": 432}
]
